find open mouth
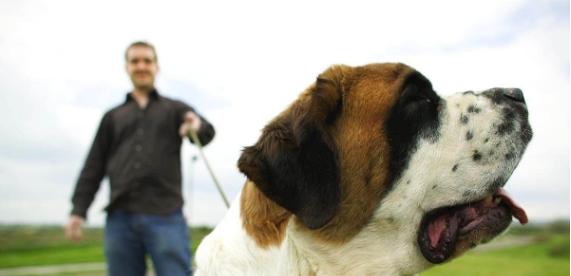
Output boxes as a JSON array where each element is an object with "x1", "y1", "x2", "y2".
[{"x1": 417, "y1": 188, "x2": 527, "y2": 264}]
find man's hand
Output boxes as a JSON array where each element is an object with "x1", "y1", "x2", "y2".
[
  {"x1": 64, "y1": 215, "x2": 84, "y2": 242},
  {"x1": 179, "y1": 111, "x2": 202, "y2": 137}
]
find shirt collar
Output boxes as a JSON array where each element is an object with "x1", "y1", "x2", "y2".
[{"x1": 125, "y1": 88, "x2": 160, "y2": 103}]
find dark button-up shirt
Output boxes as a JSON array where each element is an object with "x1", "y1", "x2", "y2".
[{"x1": 71, "y1": 89, "x2": 215, "y2": 219}]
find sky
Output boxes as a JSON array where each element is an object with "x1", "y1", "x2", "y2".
[{"x1": 0, "y1": 0, "x2": 568, "y2": 227}]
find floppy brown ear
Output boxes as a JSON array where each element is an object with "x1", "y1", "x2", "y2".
[{"x1": 238, "y1": 65, "x2": 351, "y2": 229}]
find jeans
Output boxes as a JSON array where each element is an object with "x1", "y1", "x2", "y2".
[{"x1": 104, "y1": 209, "x2": 192, "y2": 276}]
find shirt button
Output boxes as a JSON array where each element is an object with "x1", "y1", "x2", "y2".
[
  {"x1": 134, "y1": 162, "x2": 141, "y2": 169},
  {"x1": 135, "y1": 145, "x2": 142, "y2": 152},
  {"x1": 137, "y1": 129, "x2": 144, "y2": 135}
]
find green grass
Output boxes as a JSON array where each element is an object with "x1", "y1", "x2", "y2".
[
  {"x1": 0, "y1": 245, "x2": 104, "y2": 268},
  {"x1": 0, "y1": 223, "x2": 568, "y2": 276},
  {"x1": 422, "y1": 233, "x2": 569, "y2": 276},
  {"x1": 0, "y1": 225, "x2": 212, "y2": 268}
]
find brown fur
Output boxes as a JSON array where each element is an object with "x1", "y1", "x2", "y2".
[
  {"x1": 240, "y1": 181, "x2": 291, "y2": 248},
  {"x1": 310, "y1": 64, "x2": 415, "y2": 242},
  {"x1": 240, "y1": 63, "x2": 417, "y2": 246}
]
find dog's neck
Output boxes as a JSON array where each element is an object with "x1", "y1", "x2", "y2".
[
  {"x1": 287, "y1": 223, "x2": 415, "y2": 275},
  {"x1": 196, "y1": 182, "x2": 428, "y2": 275},
  {"x1": 238, "y1": 182, "x2": 423, "y2": 275}
]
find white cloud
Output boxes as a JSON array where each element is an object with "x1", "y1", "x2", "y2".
[{"x1": 0, "y1": 0, "x2": 568, "y2": 226}]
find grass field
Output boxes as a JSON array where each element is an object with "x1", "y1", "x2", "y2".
[
  {"x1": 0, "y1": 222, "x2": 568, "y2": 275},
  {"x1": 422, "y1": 233, "x2": 569, "y2": 276},
  {"x1": 0, "y1": 225, "x2": 212, "y2": 268}
]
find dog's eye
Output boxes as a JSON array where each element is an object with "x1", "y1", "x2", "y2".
[
  {"x1": 409, "y1": 93, "x2": 432, "y2": 104},
  {"x1": 402, "y1": 84, "x2": 432, "y2": 105}
]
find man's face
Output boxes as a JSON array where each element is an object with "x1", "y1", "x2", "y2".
[{"x1": 125, "y1": 46, "x2": 158, "y2": 91}]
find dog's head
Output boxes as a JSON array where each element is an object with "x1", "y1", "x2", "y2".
[{"x1": 238, "y1": 63, "x2": 532, "y2": 273}]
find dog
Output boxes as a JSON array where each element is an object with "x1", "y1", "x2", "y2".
[{"x1": 195, "y1": 63, "x2": 532, "y2": 275}]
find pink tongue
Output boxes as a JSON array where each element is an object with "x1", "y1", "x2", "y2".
[
  {"x1": 428, "y1": 214, "x2": 458, "y2": 248},
  {"x1": 428, "y1": 215, "x2": 447, "y2": 248},
  {"x1": 496, "y1": 188, "x2": 528, "y2": 224},
  {"x1": 427, "y1": 189, "x2": 527, "y2": 248}
]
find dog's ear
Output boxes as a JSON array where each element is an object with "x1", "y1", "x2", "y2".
[{"x1": 238, "y1": 65, "x2": 351, "y2": 229}]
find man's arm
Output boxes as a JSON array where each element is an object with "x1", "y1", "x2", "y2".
[
  {"x1": 65, "y1": 113, "x2": 112, "y2": 240},
  {"x1": 177, "y1": 102, "x2": 215, "y2": 146}
]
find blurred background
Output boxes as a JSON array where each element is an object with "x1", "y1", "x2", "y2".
[{"x1": 0, "y1": 0, "x2": 568, "y2": 275}]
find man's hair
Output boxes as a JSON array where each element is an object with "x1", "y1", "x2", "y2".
[{"x1": 124, "y1": 41, "x2": 158, "y2": 62}]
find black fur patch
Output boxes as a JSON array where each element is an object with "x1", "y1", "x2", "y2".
[
  {"x1": 385, "y1": 71, "x2": 442, "y2": 193},
  {"x1": 238, "y1": 125, "x2": 341, "y2": 230},
  {"x1": 497, "y1": 122, "x2": 515, "y2": 135},
  {"x1": 472, "y1": 150, "x2": 482, "y2": 161},
  {"x1": 468, "y1": 105, "x2": 481, "y2": 113},
  {"x1": 460, "y1": 114, "x2": 469, "y2": 124},
  {"x1": 466, "y1": 131, "x2": 474, "y2": 140}
]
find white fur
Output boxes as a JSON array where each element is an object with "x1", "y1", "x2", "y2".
[
  {"x1": 195, "y1": 192, "x2": 283, "y2": 276},
  {"x1": 196, "y1": 91, "x2": 529, "y2": 276}
]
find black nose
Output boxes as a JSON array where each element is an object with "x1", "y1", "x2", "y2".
[{"x1": 502, "y1": 88, "x2": 525, "y2": 103}]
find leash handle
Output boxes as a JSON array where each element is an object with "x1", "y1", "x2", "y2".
[{"x1": 188, "y1": 128, "x2": 230, "y2": 209}]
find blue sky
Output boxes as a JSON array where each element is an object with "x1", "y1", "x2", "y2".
[{"x1": 0, "y1": 0, "x2": 568, "y2": 226}]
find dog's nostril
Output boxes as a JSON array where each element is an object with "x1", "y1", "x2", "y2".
[{"x1": 502, "y1": 88, "x2": 525, "y2": 103}]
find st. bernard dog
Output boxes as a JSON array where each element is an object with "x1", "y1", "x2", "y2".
[{"x1": 195, "y1": 63, "x2": 532, "y2": 275}]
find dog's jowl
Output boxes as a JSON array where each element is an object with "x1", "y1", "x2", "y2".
[{"x1": 195, "y1": 63, "x2": 532, "y2": 276}]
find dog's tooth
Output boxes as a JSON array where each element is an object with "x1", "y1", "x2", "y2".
[{"x1": 494, "y1": 197, "x2": 502, "y2": 205}]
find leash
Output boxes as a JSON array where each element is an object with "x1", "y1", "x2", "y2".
[{"x1": 188, "y1": 128, "x2": 231, "y2": 209}]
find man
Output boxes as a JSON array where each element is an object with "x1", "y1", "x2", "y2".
[{"x1": 64, "y1": 41, "x2": 215, "y2": 276}]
